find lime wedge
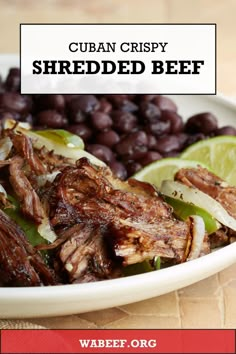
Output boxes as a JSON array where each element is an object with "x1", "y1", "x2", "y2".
[
  {"x1": 181, "y1": 136, "x2": 236, "y2": 185},
  {"x1": 133, "y1": 158, "x2": 209, "y2": 188}
]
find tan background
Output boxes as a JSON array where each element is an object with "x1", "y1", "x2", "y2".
[
  {"x1": 0, "y1": 0, "x2": 236, "y2": 329},
  {"x1": 0, "y1": 0, "x2": 236, "y2": 95}
]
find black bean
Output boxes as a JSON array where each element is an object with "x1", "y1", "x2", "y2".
[
  {"x1": 0, "y1": 68, "x2": 227, "y2": 183},
  {"x1": 115, "y1": 131, "x2": 148, "y2": 160},
  {"x1": 163, "y1": 151, "x2": 180, "y2": 158},
  {"x1": 119, "y1": 146, "x2": 148, "y2": 161},
  {"x1": 185, "y1": 112, "x2": 218, "y2": 134},
  {"x1": 67, "y1": 123, "x2": 92, "y2": 141},
  {"x1": 90, "y1": 112, "x2": 112, "y2": 131},
  {"x1": 68, "y1": 95, "x2": 99, "y2": 123},
  {"x1": 130, "y1": 146, "x2": 148, "y2": 160},
  {"x1": 36, "y1": 94, "x2": 65, "y2": 112},
  {"x1": 96, "y1": 98, "x2": 112, "y2": 114},
  {"x1": 106, "y1": 94, "x2": 128, "y2": 107},
  {"x1": 161, "y1": 110, "x2": 184, "y2": 134},
  {"x1": 86, "y1": 144, "x2": 114, "y2": 164},
  {"x1": 126, "y1": 161, "x2": 143, "y2": 176},
  {"x1": 133, "y1": 131, "x2": 149, "y2": 146},
  {"x1": 147, "y1": 118, "x2": 171, "y2": 136},
  {"x1": 127, "y1": 95, "x2": 137, "y2": 100},
  {"x1": 119, "y1": 100, "x2": 138, "y2": 113},
  {"x1": 19, "y1": 114, "x2": 34, "y2": 125},
  {"x1": 6, "y1": 68, "x2": 19, "y2": 77},
  {"x1": 74, "y1": 95, "x2": 99, "y2": 113},
  {"x1": 156, "y1": 135, "x2": 182, "y2": 154},
  {"x1": 147, "y1": 134, "x2": 157, "y2": 149},
  {"x1": 139, "y1": 151, "x2": 162, "y2": 166},
  {"x1": 63, "y1": 94, "x2": 78, "y2": 103},
  {"x1": 109, "y1": 160, "x2": 127, "y2": 180},
  {"x1": 36, "y1": 110, "x2": 68, "y2": 128},
  {"x1": 152, "y1": 95, "x2": 177, "y2": 112},
  {"x1": 96, "y1": 130, "x2": 120, "y2": 147},
  {"x1": 0, "y1": 110, "x2": 20, "y2": 121},
  {"x1": 139, "y1": 95, "x2": 157, "y2": 102},
  {"x1": 0, "y1": 93, "x2": 32, "y2": 114},
  {"x1": 68, "y1": 108, "x2": 85, "y2": 123},
  {"x1": 139, "y1": 102, "x2": 161, "y2": 123},
  {"x1": 112, "y1": 111, "x2": 138, "y2": 133},
  {"x1": 185, "y1": 133, "x2": 206, "y2": 147},
  {"x1": 5, "y1": 68, "x2": 20, "y2": 92},
  {"x1": 214, "y1": 126, "x2": 236, "y2": 136},
  {"x1": 175, "y1": 133, "x2": 189, "y2": 150}
]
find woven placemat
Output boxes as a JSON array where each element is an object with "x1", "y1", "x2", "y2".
[{"x1": 0, "y1": 320, "x2": 46, "y2": 329}]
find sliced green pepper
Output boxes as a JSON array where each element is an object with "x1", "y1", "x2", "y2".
[
  {"x1": 34, "y1": 129, "x2": 85, "y2": 150},
  {"x1": 154, "y1": 256, "x2": 161, "y2": 270},
  {"x1": 4, "y1": 196, "x2": 50, "y2": 262},
  {"x1": 123, "y1": 257, "x2": 162, "y2": 276},
  {"x1": 164, "y1": 196, "x2": 219, "y2": 234},
  {"x1": 123, "y1": 260, "x2": 154, "y2": 276},
  {"x1": 4, "y1": 195, "x2": 46, "y2": 247}
]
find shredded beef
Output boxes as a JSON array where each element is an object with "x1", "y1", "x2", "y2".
[{"x1": 0, "y1": 209, "x2": 56, "y2": 286}]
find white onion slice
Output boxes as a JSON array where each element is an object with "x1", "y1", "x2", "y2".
[
  {"x1": 187, "y1": 215, "x2": 205, "y2": 261},
  {"x1": 4, "y1": 119, "x2": 105, "y2": 167},
  {"x1": 161, "y1": 180, "x2": 236, "y2": 231},
  {"x1": 0, "y1": 183, "x2": 7, "y2": 197},
  {"x1": 27, "y1": 130, "x2": 104, "y2": 165},
  {"x1": 37, "y1": 218, "x2": 57, "y2": 243},
  {"x1": 36, "y1": 171, "x2": 61, "y2": 187},
  {"x1": 4, "y1": 120, "x2": 31, "y2": 131},
  {"x1": 0, "y1": 137, "x2": 13, "y2": 160}
]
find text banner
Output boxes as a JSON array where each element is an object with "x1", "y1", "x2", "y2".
[
  {"x1": 1, "y1": 329, "x2": 235, "y2": 353},
  {"x1": 20, "y1": 24, "x2": 216, "y2": 94}
]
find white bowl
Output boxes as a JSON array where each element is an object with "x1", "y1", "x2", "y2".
[{"x1": 1, "y1": 55, "x2": 236, "y2": 318}]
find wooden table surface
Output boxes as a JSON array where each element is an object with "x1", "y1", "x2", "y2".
[{"x1": 0, "y1": 0, "x2": 236, "y2": 329}]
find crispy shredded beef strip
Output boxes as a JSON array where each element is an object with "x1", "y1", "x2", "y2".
[
  {"x1": 58, "y1": 223, "x2": 118, "y2": 282},
  {"x1": 175, "y1": 166, "x2": 236, "y2": 247},
  {"x1": 108, "y1": 219, "x2": 189, "y2": 265},
  {"x1": 175, "y1": 166, "x2": 236, "y2": 219},
  {"x1": 68, "y1": 200, "x2": 190, "y2": 264},
  {"x1": 0, "y1": 209, "x2": 56, "y2": 286},
  {"x1": 80, "y1": 158, "x2": 172, "y2": 220},
  {"x1": 9, "y1": 132, "x2": 47, "y2": 175},
  {"x1": 36, "y1": 146, "x2": 74, "y2": 172},
  {"x1": 210, "y1": 229, "x2": 229, "y2": 248},
  {"x1": 9, "y1": 156, "x2": 45, "y2": 223},
  {"x1": 50, "y1": 158, "x2": 172, "y2": 226},
  {"x1": 0, "y1": 160, "x2": 11, "y2": 169},
  {"x1": 46, "y1": 158, "x2": 191, "y2": 272},
  {"x1": 2, "y1": 129, "x2": 214, "y2": 286}
]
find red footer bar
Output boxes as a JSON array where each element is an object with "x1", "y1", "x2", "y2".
[{"x1": 0, "y1": 329, "x2": 235, "y2": 353}]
